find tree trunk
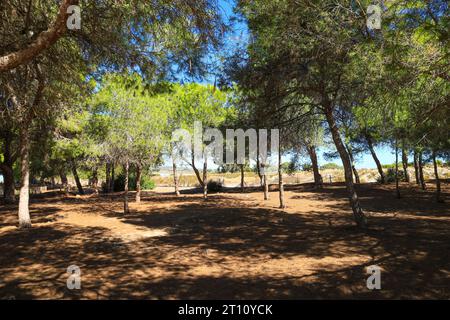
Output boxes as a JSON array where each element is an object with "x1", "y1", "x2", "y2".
[
  {"x1": 419, "y1": 152, "x2": 426, "y2": 190},
  {"x1": 395, "y1": 138, "x2": 401, "y2": 199},
  {"x1": 105, "y1": 162, "x2": 111, "y2": 193},
  {"x1": 324, "y1": 106, "x2": 367, "y2": 228},
  {"x1": 191, "y1": 151, "x2": 204, "y2": 187},
  {"x1": 92, "y1": 168, "x2": 99, "y2": 194},
  {"x1": 402, "y1": 147, "x2": 410, "y2": 183},
  {"x1": 366, "y1": 135, "x2": 385, "y2": 184},
  {"x1": 413, "y1": 150, "x2": 420, "y2": 185},
  {"x1": 256, "y1": 140, "x2": 263, "y2": 186},
  {"x1": 123, "y1": 161, "x2": 130, "y2": 213},
  {"x1": 70, "y1": 159, "x2": 84, "y2": 195},
  {"x1": 172, "y1": 160, "x2": 180, "y2": 196},
  {"x1": 346, "y1": 144, "x2": 360, "y2": 184},
  {"x1": 1, "y1": 164, "x2": 15, "y2": 203},
  {"x1": 262, "y1": 164, "x2": 269, "y2": 200},
  {"x1": 203, "y1": 160, "x2": 208, "y2": 200},
  {"x1": 18, "y1": 126, "x2": 32, "y2": 228},
  {"x1": 278, "y1": 149, "x2": 285, "y2": 209},
  {"x1": 432, "y1": 151, "x2": 443, "y2": 203},
  {"x1": 240, "y1": 164, "x2": 245, "y2": 193},
  {"x1": 60, "y1": 170, "x2": 69, "y2": 194},
  {"x1": 307, "y1": 145, "x2": 323, "y2": 189},
  {"x1": 135, "y1": 165, "x2": 142, "y2": 203},
  {"x1": 110, "y1": 163, "x2": 115, "y2": 192}
]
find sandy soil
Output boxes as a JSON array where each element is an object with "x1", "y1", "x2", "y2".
[{"x1": 0, "y1": 182, "x2": 449, "y2": 299}]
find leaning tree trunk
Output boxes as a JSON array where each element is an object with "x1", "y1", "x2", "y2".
[
  {"x1": 1, "y1": 164, "x2": 15, "y2": 203},
  {"x1": 191, "y1": 151, "x2": 204, "y2": 187},
  {"x1": 18, "y1": 126, "x2": 32, "y2": 228},
  {"x1": 123, "y1": 161, "x2": 130, "y2": 213},
  {"x1": 402, "y1": 147, "x2": 410, "y2": 183},
  {"x1": 135, "y1": 164, "x2": 142, "y2": 203},
  {"x1": 346, "y1": 144, "x2": 360, "y2": 184},
  {"x1": 418, "y1": 152, "x2": 426, "y2": 190},
  {"x1": 172, "y1": 160, "x2": 180, "y2": 196},
  {"x1": 413, "y1": 150, "x2": 420, "y2": 186},
  {"x1": 432, "y1": 151, "x2": 443, "y2": 203},
  {"x1": 202, "y1": 159, "x2": 208, "y2": 200},
  {"x1": 395, "y1": 138, "x2": 401, "y2": 199},
  {"x1": 324, "y1": 106, "x2": 367, "y2": 228},
  {"x1": 110, "y1": 163, "x2": 115, "y2": 192},
  {"x1": 240, "y1": 164, "x2": 245, "y2": 193},
  {"x1": 307, "y1": 145, "x2": 323, "y2": 189},
  {"x1": 70, "y1": 159, "x2": 84, "y2": 195},
  {"x1": 278, "y1": 148, "x2": 285, "y2": 209},
  {"x1": 366, "y1": 135, "x2": 385, "y2": 184}
]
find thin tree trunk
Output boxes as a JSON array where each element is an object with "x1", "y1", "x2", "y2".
[
  {"x1": 123, "y1": 161, "x2": 130, "y2": 213},
  {"x1": 307, "y1": 145, "x2": 323, "y2": 189},
  {"x1": 172, "y1": 159, "x2": 180, "y2": 196},
  {"x1": 240, "y1": 164, "x2": 245, "y2": 193},
  {"x1": 262, "y1": 164, "x2": 269, "y2": 200},
  {"x1": 324, "y1": 106, "x2": 367, "y2": 228},
  {"x1": 419, "y1": 152, "x2": 426, "y2": 190},
  {"x1": 413, "y1": 150, "x2": 420, "y2": 185},
  {"x1": 110, "y1": 163, "x2": 115, "y2": 192},
  {"x1": 402, "y1": 147, "x2": 410, "y2": 183},
  {"x1": 346, "y1": 144, "x2": 360, "y2": 184},
  {"x1": 395, "y1": 138, "x2": 401, "y2": 199},
  {"x1": 1, "y1": 164, "x2": 15, "y2": 203},
  {"x1": 366, "y1": 135, "x2": 385, "y2": 183},
  {"x1": 18, "y1": 126, "x2": 32, "y2": 228},
  {"x1": 278, "y1": 148, "x2": 285, "y2": 209},
  {"x1": 135, "y1": 165, "x2": 142, "y2": 203},
  {"x1": 256, "y1": 135, "x2": 263, "y2": 186},
  {"x1": 70, "y1": 159, "x2": 84, "y2": 195},
  {"x1": 432, "y1": 151, "x2": 443, "y2": 203},
  {"x1": 92, "y1": 168, "x2": 99, "y2": 194},
  {"x1": 105, "y1": 162, "x2": 111, "y2": 193},
  {"x1": 60, "y1": 170, "x2": 69, "y2": 194},
  {"x1": 202, "y1": 160, "x2": 208, "y2": 200},
  {"x1": 191, "y1": 151, "x2": 204, "y2": 187}
]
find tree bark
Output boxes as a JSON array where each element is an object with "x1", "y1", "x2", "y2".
[
  {"x1": 191, "y1": 151, "x2": 204, "y2": 187},
  {"x1": 105, "y1": 162, "x2": 111, "y2": 193},
  {"x1": 307, "y1": 145, "x2": 323, "y2": 189},
  {"x1": 123, "y1": 161, "x2": 130, "y2": 213},
  {"x1": 366, "y1": 134, "x2": 385, "y2": 184},
  {"x1": 432, "y1": 151, "x2": 443, "y2": 203},
  {"x1": 70, "y1": 159, "x2": 84, "y2": 195},
  {"x1": 91, "y1": 168, "x2": 99, "y2": 194},
  {"x1": 324, "y1": 106, "x2": 367, "y2": 228},
  {"x1": 346, "y1": 144, "x2": 360, "y2": 184},
  {"x1": 262, "y1": 164, "x2": 269, "y2": 200},
  {"x1": 60, "y1": 170, "x2": 69, "y2": 194},
  {"x1": 110, "y1": 163, "x2": 115, "y2": 192},
  {"x1": 0, "y1": 0, "x2": 79, "y2": 72},
  {"x1": 135, "y1": 164, "x2": 142, "y2": 203},
  {"x1": 395, "y1": 138, "x2": 401, "y2": 199},
  {"x1": 413, "y1": 150, "x2": 421, "y2": 185},
  {"x1": 18, "y1": 126, "x2": 32, "y2": 228},
  {"x1": 240, "y1": 164, "x2": 245, "y2": 193},
  {"x1": 172, "y1": 160, "x2": 180, "y2": 196},
  {"x1": 278, "y1": 148, "x2": 285, "y2": 209},
  {"x1": 202, "y1": 160, "x2": 208, "y2": 200},
  {"x1": 402, "y1": 147, "x2": 410, "y2": 183},
  {"x1": 419, "y1": 152, "x2": 426, "y2": 190},
  {"x1": 1, "y1": 164, "x2": 15, "y2": 203}
]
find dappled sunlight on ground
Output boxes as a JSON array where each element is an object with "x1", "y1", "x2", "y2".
[{"x1": 0, "y1": 182, "x2": 449, "y2": 299}]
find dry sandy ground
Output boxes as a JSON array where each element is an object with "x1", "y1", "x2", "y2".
[{"x1": 0, "y1": 182, "x2": 449, "y2": 299}]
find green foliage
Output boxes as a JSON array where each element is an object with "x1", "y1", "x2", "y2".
[
  {"x1": 320, "y1": 163, "x2": 343, "y2": 170},
  {"x1": 112, "y1": 172, "x2": 155, "y2": 192}
]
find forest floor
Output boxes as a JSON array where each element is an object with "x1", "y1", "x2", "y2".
[{"x1": 0, "y1": 182, "x2": 449, "y2": 299}]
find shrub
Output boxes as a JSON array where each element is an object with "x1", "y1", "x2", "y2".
[
  {"x1": 207, "y1": 179, "x2": 223, "y2": 193},
  {"x1": 380, "y1": 168, "x2": 405, "y2": 183},
  {"x1": 113, "y1": 172, "x2": 155, "y2": 192},
  {"x1": 320, "y1": 163, "x2": 342, "y2": 170}
]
